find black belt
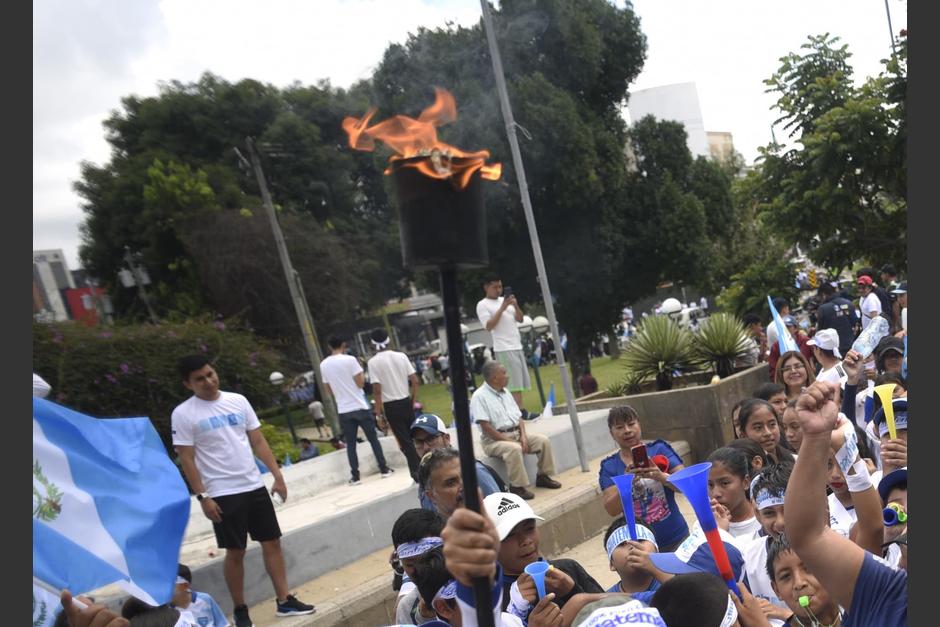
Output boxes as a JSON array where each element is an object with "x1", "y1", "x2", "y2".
[{"x1": 497, "y1": 426, "x2": 520, "y2": 433}]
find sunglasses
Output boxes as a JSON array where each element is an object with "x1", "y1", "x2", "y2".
[{"x1": 389, "y1": 553, "x2": 404, "y2": 575}]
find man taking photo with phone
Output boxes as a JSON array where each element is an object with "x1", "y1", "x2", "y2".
[{"x1": 476, "y1": 273, "x2": 538, "y2": 419}]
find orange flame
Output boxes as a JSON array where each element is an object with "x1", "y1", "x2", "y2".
[{"x1": 342, "y1": 87, "x2": 501, "y2": 189}]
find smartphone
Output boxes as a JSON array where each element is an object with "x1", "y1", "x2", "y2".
[
  {"x1": 502, "y1": 286, "x2": 513, "y2": 298},
  {"x1": 630, "y1": 443, "x2": 650, "y2": 468}
]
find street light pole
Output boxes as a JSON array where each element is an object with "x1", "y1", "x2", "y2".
[
  {"x1": 238, "y1": 137, "x2": 341, "y2": 439},
  {"x1": 480, "y1": 0, "x2": 588, "y2": 471}
]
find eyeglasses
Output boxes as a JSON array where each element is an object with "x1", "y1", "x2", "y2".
[
  {"x1": 413, "y1": 433, "x2": 443, "y2": 446},
  {"x1": 389, "y1": 553, "x2": 404, "y2": 575},
  {"x1": 781, "y1": 364, "x2": 806, "y2": 373}
]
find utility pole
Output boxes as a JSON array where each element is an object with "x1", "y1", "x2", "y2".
[
  {"x1": 884, "y1": 0, "x2": 898, "y2": 57},
  {"x1": 237, "y1": 137, "x2": 341, "y2": 438},
  {"x1": 480, "y1": 0, "x2": 588, "y2": 471},
  {"x1": 123, "y1": 246, "x2": 159, "y2": 324}
]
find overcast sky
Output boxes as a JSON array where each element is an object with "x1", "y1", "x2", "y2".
[{"x1": 33, "y1": 0, "x2": 907, "y2": 269}]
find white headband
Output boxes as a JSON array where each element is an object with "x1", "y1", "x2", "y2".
[
  {"x1": 719, "y1": 593, "x2": 739, "y2": 627},
  {"x1": 606, "y1": 524, "x2": 658, "y2": 559},
  {"x1": 754, "y1": 487, "x2": 786, "y2": 511}
]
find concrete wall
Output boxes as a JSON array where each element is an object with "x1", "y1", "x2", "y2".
[{"x1": 571, "y1": 363, "x2": 769, "y2": 461}]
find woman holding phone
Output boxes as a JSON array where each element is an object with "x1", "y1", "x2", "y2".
[{"x1": 598, "y1": 406, "x2": 690, "y2": 552}]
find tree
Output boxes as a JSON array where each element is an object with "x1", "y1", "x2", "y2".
[
  {"x1": 75, "y1": 74, "x2": 406, "y2": 343},
  {"x1": 364, "y1": 0, "x2": 649, "y2": 379},
  {"x1": 754, "y1": 34, "x2": 907, "y2": 274}
]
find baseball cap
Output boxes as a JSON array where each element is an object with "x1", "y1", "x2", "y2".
[
  {"x1": 876, "y1": 336, "x2": 904, "y2": 359},
  {"x1": 891, "y1": 281, "x2": 908, "y2": 295},
  {"x1": 649, "y1": 523, "x2": 745, "y2": 581},
  {"x1": 410, "y1": 414, "x2": 447, "y2": 437},
  {"x1": 807, "y1": 328, "x2": 842, "y2": 358},
  {"x1": 878, "y1": 467, "x2": 907, "y2": 505},
  {"x1": 483, "y1": 491, "x2": 544, "y2": 540},
  {"x1": 872, "y1": 398, "x2": 908, "y2": 437},
  {"x1": 782, "y1": 315, "x2": 797, "y2": 327},
  {"x1": 857, "y1": 275, "x2": 873, "y2": 286}
]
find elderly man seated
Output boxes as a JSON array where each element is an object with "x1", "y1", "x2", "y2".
[{"x1": 469, "y1": 360, "x2": 561, "y2": 500}]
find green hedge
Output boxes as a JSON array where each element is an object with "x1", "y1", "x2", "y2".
[{"x1": 32, "y1": 318, "x2": 284, "y2": 451}]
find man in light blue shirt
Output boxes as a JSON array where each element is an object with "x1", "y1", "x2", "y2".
[
  {"x1": 410, "y1": 413, "x2": 504, "y2": 511},
  {"x1": 469, "y1": 361, "x2": 560, "y2": 500}
]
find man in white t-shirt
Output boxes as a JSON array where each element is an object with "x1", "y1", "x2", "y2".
[
  {"x1": 320, "y1": 335, "x2": 393, "y2": 485},
  {"x1": 857, "y1": 275, "x2": 882, "y2": 331},
  {"x1": 367, "y1": 328, "x2": 421, "y2": 481},
  {"x1": 476, "y1": 274, "x2": 534, "y2": 417},
  {"x1": 171, "y1": 355, "x2": 315, "y2": 627}
]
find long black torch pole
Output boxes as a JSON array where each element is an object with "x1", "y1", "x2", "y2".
[{"x1": 439, "y1": 263, "x2": 495, "y2": 627}]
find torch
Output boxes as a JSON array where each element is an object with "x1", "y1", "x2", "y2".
[{"x1": 343, "y1": 88, "x2": 501, "y2": 626}]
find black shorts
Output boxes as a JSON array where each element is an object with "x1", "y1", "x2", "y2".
[{"x1": 211, "y1": 486, "x2": 282, "y2": 549}]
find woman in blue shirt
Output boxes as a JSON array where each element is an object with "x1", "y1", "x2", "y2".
[{"x1": 598, "y1": 406, "x2": 689, "y2": 552}]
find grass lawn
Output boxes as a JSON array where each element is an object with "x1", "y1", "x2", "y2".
[
  {"x1": 261, "y1": 355, "x2": 626, "y2": 437},
  {"x1": 416, "y1": 355, "x2": 625, "y2": 425}
]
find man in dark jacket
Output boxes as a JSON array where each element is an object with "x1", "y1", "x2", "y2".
[{"x1": 816, "y1": 283, "x2": 858, "y2": 358}]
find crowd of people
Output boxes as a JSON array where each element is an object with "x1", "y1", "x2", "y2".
[{"x1": 44, "y1": 266, "x2": 908, "y2": 627}]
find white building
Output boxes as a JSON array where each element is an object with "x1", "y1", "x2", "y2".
[
  {"x1": 625, "y1": 82, "x2": 711, "y2": 159},
  {"x1": 33, "y1": 249, "x2": 75, "y2": 322}
]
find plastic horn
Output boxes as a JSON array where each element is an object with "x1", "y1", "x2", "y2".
[
  {"x1": 873, "y1": 383, "x2": 897, "y2": 439},
  {"x1": 524, "y1": 561, "x2": 550, "y2": 599},
  {"x1": 667, "y1": 462, "x2": 742, "y2": 598},
  {"x1": 612, "y1": 473, "x2": 638, "y2": 540},
  {"x1": 883, "y1": 503, "x2": 908, "y2": 526}
]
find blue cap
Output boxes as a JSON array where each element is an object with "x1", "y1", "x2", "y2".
[
  {"x1": 878, "y1": 467, "x2": 907, "y2": 505},
  {"x1": 649, "y1": 524, "x2": 745, "y2": 580},
  {"x1": 410, "y1": 414, "x2": 447, "y2": 436}
]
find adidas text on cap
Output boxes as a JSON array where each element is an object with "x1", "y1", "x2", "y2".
[{"x1": 483, "y1": 492, "x2": 544, "y2": 541}]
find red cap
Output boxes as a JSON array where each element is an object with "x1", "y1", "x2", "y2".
[{"x1": 857, "y1": 275, "x2": 873, "y2": 286}]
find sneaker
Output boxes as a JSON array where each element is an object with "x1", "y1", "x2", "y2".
[
  {"x1": 348, "y1": 477, "x2": 362, "y2": 486},
  {"x1": 381, "y1": 468, "x2": 394, "y2": 478},
  {"x1": 233, "y1": 604, "x2": 254, "y2": 627},
  {"x1": 276, "y1": 594, "x2": 316, "y2": 617},
  {"x1": 521, "y1": 409, "x2": 541, "y2": 422}
]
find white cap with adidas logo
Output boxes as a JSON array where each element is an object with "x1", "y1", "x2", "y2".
[{"x1": 483, "y1": 491, "x2": 545, "y2": 540}]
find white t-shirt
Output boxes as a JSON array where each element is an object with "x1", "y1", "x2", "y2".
[
  {"x1": 816, "y1": 363, "x2": 848, "y2": 386},
  {"x1": 320, "y1": 354, "x2": 369, "y2": 413},
  {"x1": 741, "y1": 536, "x2": 788, "y2": 626},
  {"x1": 476, "y1": 297, "x2": 523, "y2": 352},
  {"x1": 828, "y1": 493, "x2": 857, "y2": 539},
  {"x1": 171, "y1": 391, "x2": 264, "y2": 497},
  {"x1": 368, "y1": 350, "x2": 416, "y2": 402},
  {"x1": 728, "y1": 517, "x2": 762, "y2": 542},
  {"x1": 860, "y1": 293, "x2": 882, "y2": 330}
]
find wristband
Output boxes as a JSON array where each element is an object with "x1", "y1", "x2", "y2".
[{"x1": 845, "y1": 459, "x2": 873, "y2": 493}]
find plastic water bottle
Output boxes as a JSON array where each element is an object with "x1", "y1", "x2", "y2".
[{"x1": 852, "y1": 316, "x2": 889, "y2": 358}]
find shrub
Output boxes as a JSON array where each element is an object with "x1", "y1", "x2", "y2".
[
  {"x1": 690, "y1": 313, "x2": 753, "y2": 378},
  {"x1": 32, "y1": 318, "x2": 284, "y2": 451},
  {"x1": 621, "y1": 315, "x2": 694, "y2": 391}
]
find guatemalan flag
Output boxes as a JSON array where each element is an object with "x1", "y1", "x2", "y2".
[
  {"x1": 767, "y1": 295, "x2": 799, "y2": 356},
  {"x1": 542, "y1": 383, "x2": 556, "y2": 419},
  {"x1": 33, "y1": 398, "x2": 191, "y2": 606}
]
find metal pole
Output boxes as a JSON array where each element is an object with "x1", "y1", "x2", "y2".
[
  {"x1": 241, "y1": 138, "x2": 341, "y2": 439},
  {"x1": 123, "y1": 246, "x2": 159, "y2": 324},
  {"x1": 479, "y1": 0, "x2": 589, "y2": 471},
  {"x1": 282, "y1": 395, "x2": 298, "y2": 444},
  {"x1": 291, "y1": 268, "x2": 341, "y2": 438},
  {"x1": 884, "y1": 0, "x2": 898, "y2": 57}
]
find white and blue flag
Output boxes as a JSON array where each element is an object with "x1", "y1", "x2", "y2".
[
  {"x1": 767, "y1": 295, "x2": 798, "y2": 355},
  {"x1": 33, "y1": 398, "x2": 191, "y2": 606},
  {"x1": 542, "y1": 383, "x2": 556, "y2": 419}
]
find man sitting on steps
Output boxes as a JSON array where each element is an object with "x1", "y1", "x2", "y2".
[{"x1": 470, "y1": 360, "x2": 561, "y2": 500}]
